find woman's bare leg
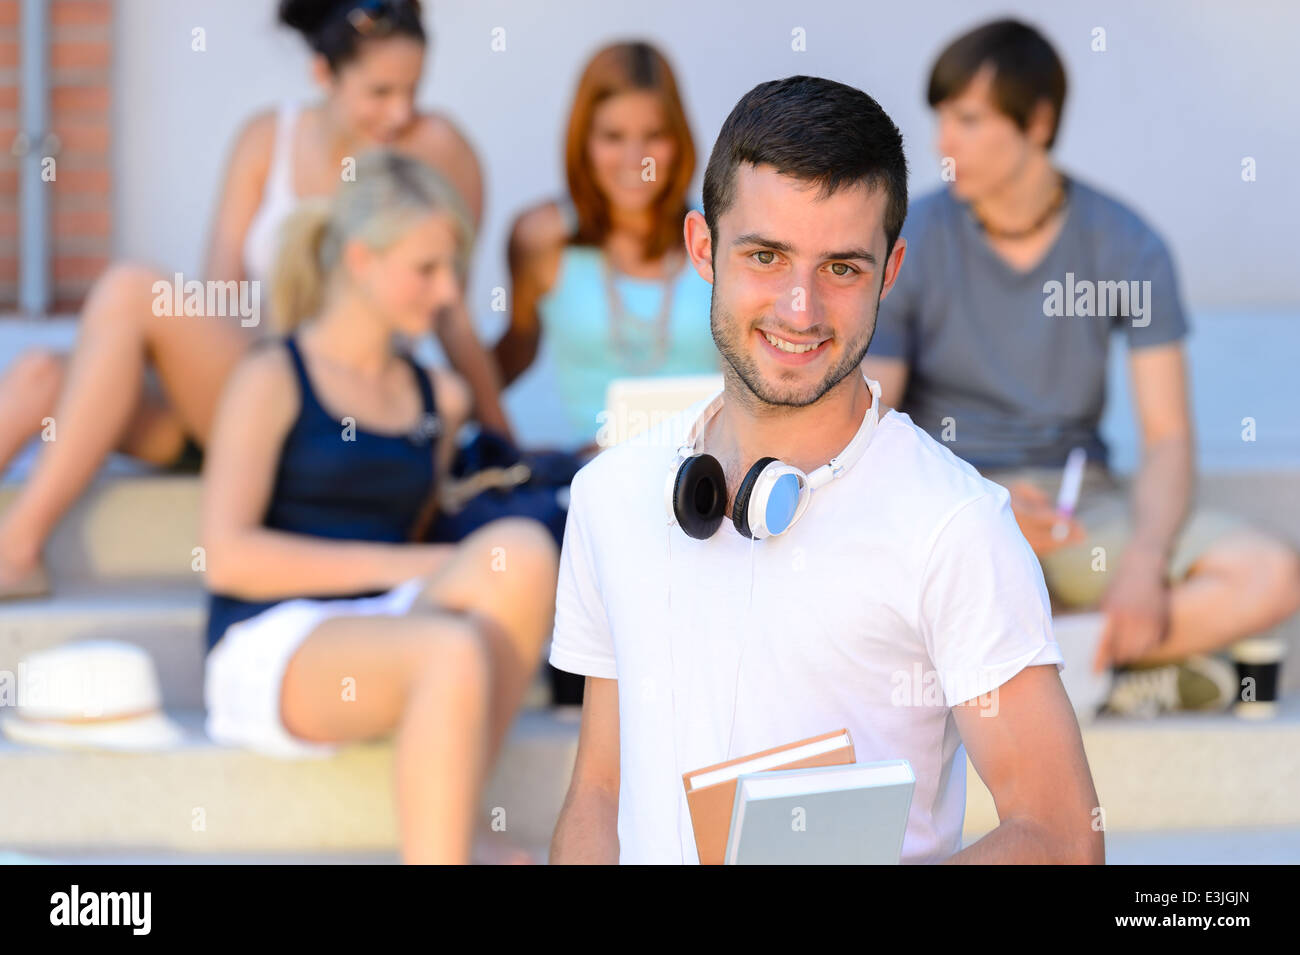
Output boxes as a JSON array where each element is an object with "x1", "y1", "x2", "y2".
[
  {"x1": 279, "y1": 612, "x2": 493, "y2": 865},
  {"x1": 0, "y1": 347, "x2": 188, "y2": 473},
  {"x1": 405, "y1": 517, "x2": 559, "y2": 864},
  {"x1": 0, "y1": 348, "x2": 65, "y2": 473},
  {"x1": 0, "y1": 262, "x2": 251, "y2": 582},
  {"x1": 409, "y1": 517, "x2": 560, "y2": 766}
]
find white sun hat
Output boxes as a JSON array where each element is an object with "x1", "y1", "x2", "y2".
[{"x1": 1, "y1": 640, "x2": 185, "y2": 752}]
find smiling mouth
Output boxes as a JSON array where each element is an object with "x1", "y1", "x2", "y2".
[{"x1": 760, "y1": 330, "x2": 828, "y2": 354}]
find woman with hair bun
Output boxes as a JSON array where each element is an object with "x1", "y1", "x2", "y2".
[
  {"x1": 203, "y1": 149, "x2": 557, "y2": 865},
  {"x1": 0, "y1": 0, "x2": 509, "y2": 598}
]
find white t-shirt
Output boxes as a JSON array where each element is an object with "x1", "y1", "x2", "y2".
[{"x1": 549, "y1": 398, "x2": 1064, "y2": 865}]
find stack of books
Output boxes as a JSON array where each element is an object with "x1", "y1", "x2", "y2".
[{"x1": 681, "y1": 728, "x2": 915, "y2": 865}]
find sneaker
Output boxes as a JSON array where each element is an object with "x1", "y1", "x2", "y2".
[{"x1": 1102, "y1": 655, "x2": 1236, "y2": 717}]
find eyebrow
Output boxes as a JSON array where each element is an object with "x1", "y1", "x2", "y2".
[{"x1": 731, "y1": 232, "x2": 877, "y2": 266}]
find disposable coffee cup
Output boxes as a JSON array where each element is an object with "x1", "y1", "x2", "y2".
[{"x1": 1229, "y1": 636, "x2": 1286, "y2": 719}]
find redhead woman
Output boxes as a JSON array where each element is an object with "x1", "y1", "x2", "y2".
[
  {"x1": 494, "y1": 41, "x2": 720, "y2": 455},
  {"x1": 0, "y1": 0, "x2": 509, "y2": 598},
  {"x1": 202, "y1": 149, "x2": 557, "y2": 865}
]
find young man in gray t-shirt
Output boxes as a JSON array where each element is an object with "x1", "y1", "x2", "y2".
[{"x1": 863, "y1": 19, "x2": 1300, "y2": 716}]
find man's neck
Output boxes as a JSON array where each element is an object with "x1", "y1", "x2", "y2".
[
  {"x1": 971, "y1": 155, "x2": 1060, "y2": 233},
  {"x1": 704, "y1": 369, "x2": 874, "y2": 518}
]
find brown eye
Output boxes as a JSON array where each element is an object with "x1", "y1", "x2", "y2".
[{"x1": 753, "y1": 251, "x2": 775, "y2": 265}]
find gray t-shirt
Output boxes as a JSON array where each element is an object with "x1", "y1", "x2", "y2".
[{"x1": 870, "y1": 176, "x2": 1188, "y2": 470}]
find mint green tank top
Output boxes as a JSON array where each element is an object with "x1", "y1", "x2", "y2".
[{"x1": 535, "y1": 198, "x2": 719, "y2": 445}]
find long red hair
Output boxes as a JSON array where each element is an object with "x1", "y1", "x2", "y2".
[{"x1": 563, "y1": 41, "x2": 696, "y2": 263}]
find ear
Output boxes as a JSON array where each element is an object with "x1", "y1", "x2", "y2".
[
  {"x1": 878, "y1": 236, "x2": 907, "y2": 303},
  {"x1": 1026, "y1": 98, "x2": 1056, "y2": 149},
  {"x1": 340, "y1": 237, "x2": 375, "y2": 285},
  {"x1": 683, "y1": 209, "x2": 715, "y2": 285},
  {"x1": 309, "y1": 54, "x2": 334, "y2": 93}
]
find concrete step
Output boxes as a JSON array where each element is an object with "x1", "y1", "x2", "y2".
[
  {"x1": 0, "y1": 475, "x2": 201, "y2": 587},
  {"x1": 2, "y1": 695, "x2": 1296, "y2": 855},
  {"x1": 8, "y1": 824, "x2": 1298, "y2": 863},
  {"x1": 0, "y1": 707, "x2": 581, "y2": 853},
  {"x1": 1071, "y1": 825, "x2": 1300, "y2": 864},
  {"x1": 963, "y1": 691, "x2": 1300, "y2": 836}
]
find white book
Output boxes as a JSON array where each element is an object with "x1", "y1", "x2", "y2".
[{"x1": 725, "y1": 759, "x2": 915, "y2": 865}]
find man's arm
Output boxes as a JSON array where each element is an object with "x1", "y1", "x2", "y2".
[
  {"x1": 435, "y1": 298, "x2": 514, "y2": 438},
  {"x1": 944, "y1": 665, "x2": 1104, "y2": 864},
  {"x1": 1126, "y1": 342, "x2": 1194, "y2": 560},
  {"x1": 551, "y1": 676, "x2": 620, "y2": 863},
  {"x1": 1093, "y1": 342, "x2": 1194, "y2": 671}
]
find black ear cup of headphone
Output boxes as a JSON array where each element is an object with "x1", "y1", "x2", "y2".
[
  {"x1": 731, "y1": 456, "x2": 777, "y2": 540},
  {"x1": 673, "y1": 453, "x2": 727, "y2": 540}
]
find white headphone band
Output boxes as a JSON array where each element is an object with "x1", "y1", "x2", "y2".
[
  {"x1": 680, "y1": 369, "x2": 883, "y2": 479},
  {"x1": 807, "y1": 373, "x2": 882, "y2": 490}
]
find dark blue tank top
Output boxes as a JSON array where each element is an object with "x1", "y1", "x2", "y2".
[{"x1": 205, "y1": 335, "x2": 440, "y2": 650}]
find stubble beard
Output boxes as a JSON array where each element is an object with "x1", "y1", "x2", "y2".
[{"x1": 709, "y1": 287, "x2": 881, "y2": 410}]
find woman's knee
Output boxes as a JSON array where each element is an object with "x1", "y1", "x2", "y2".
[
  {"x1": 82, "y1": 261, "x2": 167, "y2": 326},
  {"x1": 405, "y1": 614, "x2": 493, "y2": 703},
  {"x1": 420, "y1": 518, "x2": 558, "y2": 602},
  {"x1": 467, "y1": 518, "x2": 559, "y2": 627},
  {"x1": 7, "y1": 347, "x2": 65, "y2": 400},
  {"x1": 472, "y1": 517, "x2": 560, "y2": 583}
]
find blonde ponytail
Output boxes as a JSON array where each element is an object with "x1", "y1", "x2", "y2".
[
  {"x1": 267, "y1": 150, "x2": 475, "y2": 334},
  {"x1": 269, "y1": 196, "x2": 333, "y2": 333}
]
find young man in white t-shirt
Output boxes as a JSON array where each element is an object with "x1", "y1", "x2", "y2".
[{"x1": 548, "y1": 75, "x2": 1103, "y2": 865}]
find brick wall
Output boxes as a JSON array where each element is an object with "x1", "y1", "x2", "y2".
[
  {"x1": 0, "y1": 0, "x2": 17, "y2": 310},
  {"x1": 0, "y1": 0, "x2": 112, "y2": 316}
]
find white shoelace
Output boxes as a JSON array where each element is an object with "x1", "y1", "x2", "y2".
[{"x1": 1107, "y1": 665, "x2": 1180, "y2": 716}]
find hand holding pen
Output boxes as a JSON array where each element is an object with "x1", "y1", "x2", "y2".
[{"x1": 1006, "y1": 449, "x2": 1088, "y2": 556}]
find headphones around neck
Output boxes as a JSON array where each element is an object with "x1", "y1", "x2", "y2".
[{"x1": 664, "y1": 371, "x2": 883, "y2": 541}]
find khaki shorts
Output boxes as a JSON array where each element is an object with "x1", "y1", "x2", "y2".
[{"x1": 981, "y1": 464, "x2": 1250, "y2": 610}]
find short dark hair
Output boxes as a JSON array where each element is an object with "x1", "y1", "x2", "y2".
[
  {"x1": 702, "y1": 75, "x2": 909, "y2": 260},
  {"x1": 928, "y1": 19, "x2": 1067, "y2": 148}
]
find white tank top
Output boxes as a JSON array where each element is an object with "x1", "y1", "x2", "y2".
[{"x1": 242, "y1": 100, "x2": 302, "y2": 285}]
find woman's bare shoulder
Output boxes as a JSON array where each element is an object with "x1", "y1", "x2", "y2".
[
  {"x1": 508, "y1": 200, "x2": 568, "y2": 290},
  {"x1": 227, "y1": 108, "x2": 279, "y2": 165},
  {"x1": 210, "y1": 108, "x2": 280, "y2": 202},
  {"x1": 407, "y1": 112, "x2": 482, "y2": 183},
  {"x1": 511, "y1": 200, "x2": 569, "y2": 256},
  {"x1": 410, "y1": 112, "x2": 477, "y2": 156},
  {"x1": 226, "y1": 339, "x2": 299, "y2": 417}
]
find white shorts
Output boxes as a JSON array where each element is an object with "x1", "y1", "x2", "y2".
[{"x1": 204, "y1": 578, "x2": 426, "y2": 759}]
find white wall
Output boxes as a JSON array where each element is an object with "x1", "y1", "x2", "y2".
[{"x1": 112, "y1": 0, "x2": 1300, "y2": 448}]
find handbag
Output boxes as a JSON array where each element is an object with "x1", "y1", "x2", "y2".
[{"x1": 420, "y1": 427, "x2": 586, "y2": 548}]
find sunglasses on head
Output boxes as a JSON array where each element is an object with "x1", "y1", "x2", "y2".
[{"x1": 347, "y1": 0, "x2": 418, "y2": 37}]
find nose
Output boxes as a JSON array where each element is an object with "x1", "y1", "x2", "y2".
[
  {"x1": 389, "y1": 99, "x2": 414, "y2": 133},
  {"x1": 770, "y1": 262, "x2": 823, "y2": 331},
  {"x1": 432, "y1": 267, "x2": 461, "y2": 311},
  {"x1": 625, "y1": 138, "x2": 649, "y2": 174}
]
